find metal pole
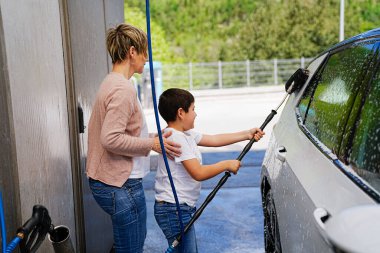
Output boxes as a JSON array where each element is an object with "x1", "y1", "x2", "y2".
[
  {"x1": 274, "y1": 58, "x2": 278, "y2": 85},
  {"x1": 246, "y1": 60, "x2": 250, "y2": 87},
  {"x1": 189, "y1": 62, "x2": 193, "y2": 90},
  {"x1": 218, "y1": 61, "x2": 222, "y2": 89},
  {"x1": 301, "y1": 57, "x2": 305, "y2": 68},
  {"x1": 340, "y1": 0, "x2": 345, "y2": 41}
]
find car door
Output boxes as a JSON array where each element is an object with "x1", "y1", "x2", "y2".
[{"x1": 271, "y1": 39, "x2": 379, "y2": 253}]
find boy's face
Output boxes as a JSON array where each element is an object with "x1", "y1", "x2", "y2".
[{"x1": 182, "y1": 102, "x2": 197, "y2": 131}]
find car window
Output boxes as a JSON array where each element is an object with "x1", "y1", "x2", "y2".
[
  {"x1": 349, "y1": 65, "x2": 380, "y2": 193},
  {"x1": 298, "y1": 42, "x2": 375, "y2": 152}
]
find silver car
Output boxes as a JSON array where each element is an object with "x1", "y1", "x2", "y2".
[{"x1": 261, "y1": 28, "x2": 380, "y2": 253}]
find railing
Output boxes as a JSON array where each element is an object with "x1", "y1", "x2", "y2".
[{"x1": 139, "y1": 57, "x2": 313, "y2": 108}]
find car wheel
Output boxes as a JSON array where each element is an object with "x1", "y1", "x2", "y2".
[{"x1": 264, "y1": 190, "x2": 282, "y2": 253}]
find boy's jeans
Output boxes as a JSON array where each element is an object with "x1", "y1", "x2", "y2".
[
  {"x1": 89, "y1": 178, "x2": 147, "y2": 253},
  {"x1": 154, "y1": 201, "x2": 198, "y2": 253}
]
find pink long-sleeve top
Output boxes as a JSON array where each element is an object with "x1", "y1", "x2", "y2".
[{"x1": 86, "y1": 72, "x2": 154, "y2": 187}]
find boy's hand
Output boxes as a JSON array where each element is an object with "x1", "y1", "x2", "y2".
[
  {"x1": 152, "y1": 131, "x2": 181, "y2": 159},
  {"x1": 248, "y1": 128, "x2": 265, "y2": 141},
  {"x1": 225, "y1": 160, "x2": 241, "y2": 175}
]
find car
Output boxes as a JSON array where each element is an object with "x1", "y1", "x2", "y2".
[{"x1": 261, "y1": 28, "x2": 380, "y2": 253}]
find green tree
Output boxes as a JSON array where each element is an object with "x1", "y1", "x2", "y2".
[
  {"x1": 126, "y1": 0, "x2": 380, "y2": 62},
  {"x1": 124, "y1": 3, "x2": 179, "y2": 63}
]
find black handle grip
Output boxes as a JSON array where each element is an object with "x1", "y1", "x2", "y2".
[
  {"x1": 18, "y1": 205, "x2": 51, "y2": 236},
  {"x1": 260, "y1": 110, "x2": 277, "y2": 130}
]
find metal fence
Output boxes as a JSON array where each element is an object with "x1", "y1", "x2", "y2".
[{"x1": 139, "y1": 57, "x2": 313, "y2": 107}]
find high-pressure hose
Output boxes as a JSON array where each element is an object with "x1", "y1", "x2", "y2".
[
  {"x1": 166, "y1": 68, "x2": 309, "y2": 251},
  {"x1": 1, "y1": 192, "x2": 7, "y2": 253},
  {"x1": 145, "y1": 0, "x2": 185, "y2": 247},
  {"x1": 0, "y1": 192, "x2": 22, "y2": 253},
  {"x1": 166, "y1": 107, "x2": 279, "y2": 251}
]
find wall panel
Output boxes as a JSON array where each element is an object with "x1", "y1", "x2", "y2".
[{"x1": 0, "y1": 0, "x2": 75, "y2": 251}]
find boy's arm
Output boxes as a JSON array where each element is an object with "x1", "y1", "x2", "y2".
[
  {"x1": 198, "y1": 128, "x2": 264, "y2": 147},
  {"x1": 182, "y1": 159, "x2": 240, "y2": 181}
]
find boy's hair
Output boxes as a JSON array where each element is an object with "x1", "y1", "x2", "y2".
[
  {"x1": 106, "y1": 23, "x2": 147, "y2": 64},
  {"x1": 159, "y1": 88, "x2": 195, "y2": 123}
]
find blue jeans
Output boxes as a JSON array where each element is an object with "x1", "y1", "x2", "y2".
[
  {"x1": 154, "y1": 201, "x2": 198, "y2": 253},
  {"x1": 89, "y1": 178, "x2": 147, "y2": 253}
]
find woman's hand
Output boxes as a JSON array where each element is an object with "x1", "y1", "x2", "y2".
[
  {"x1": 248, "y1": 128, "x2": 265, "y2": 141},
  {"x1": 152, "y1": 131, "x2": 181, "y2": 159}
]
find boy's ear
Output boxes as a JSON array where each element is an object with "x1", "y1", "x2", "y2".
[{"x1": 177, "y1": 108, "x2": 185, "y2": 120}]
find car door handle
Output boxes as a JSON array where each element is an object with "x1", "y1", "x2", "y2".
[
  {"x1": 275, "y1": 146, "x2": 287, "y2": 162},
  {"x1": 313, "y1": 207, "x2": 331, "y2": 231}
]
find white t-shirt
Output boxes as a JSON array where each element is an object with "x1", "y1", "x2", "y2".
[
  {"x1": 130, "y1": 88, "x2": 150, "y2": 179},
  {"x1": 155, "y1": 128, "x2": 203, "y2": 207}
]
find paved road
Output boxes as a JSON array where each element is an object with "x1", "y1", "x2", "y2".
[{"x1": 142, "y1": 86, "x2": 286, "y2": 252}]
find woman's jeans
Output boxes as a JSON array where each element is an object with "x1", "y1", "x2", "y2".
[
  {"x1": 89, "y1": 178, "x2": 147, "y2": 253},
  {"x1": 154, "y1": 201, "x2": 198, "y2": 253}
]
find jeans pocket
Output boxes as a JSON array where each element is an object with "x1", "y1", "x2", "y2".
[
  {"x1": 91, "y1": 190, "x2": 115, "y2": 215},
  {"x1": 154, "y1": 212, "x2": 176, "y2": 239},
  {"x1": 113, "y1": 188, "x2": 138, "y2": 227},
  {"x1": 126, "y1": 179, "x2": 145, "y2": 201}
]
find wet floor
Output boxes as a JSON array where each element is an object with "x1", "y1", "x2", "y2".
[{"x1": 143, "y1": 150, "x2": 265, "y2": 253}]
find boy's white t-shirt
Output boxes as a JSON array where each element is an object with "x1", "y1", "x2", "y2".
[{"x1": 155, "y1": 127, "x2": 203, "y2": 207}]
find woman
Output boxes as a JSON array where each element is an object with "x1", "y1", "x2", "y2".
[{"x1": 86, "y1": 23, "x2": 181, "y2": 253}]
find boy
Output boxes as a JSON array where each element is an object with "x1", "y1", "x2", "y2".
[{"x1": 154, "y1": 88, "x2": 264, "y2": 253}]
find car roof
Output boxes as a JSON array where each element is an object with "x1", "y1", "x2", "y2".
[{"x1": 312, "y1": 27, "x2": 380, "y2": 62}]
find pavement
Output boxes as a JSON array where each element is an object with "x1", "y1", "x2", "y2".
[{"x1": 141, "y1": 85, "x2": 286, "y2": 252}]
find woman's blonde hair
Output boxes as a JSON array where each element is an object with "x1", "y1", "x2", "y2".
[{"x1": 106, "y1": 23, "x2": 147, "y2": 64}]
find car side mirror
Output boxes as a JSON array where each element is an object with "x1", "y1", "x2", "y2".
[
  {"x1": 285, "y1": 68, "x2": 309, "y2": 94},
  {"x1": 324, "y1": 205, "x2": 380, "y2": 253}
]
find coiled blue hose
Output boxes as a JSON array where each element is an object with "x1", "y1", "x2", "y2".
[
  {"x1": 1, "y1": 192, "x2": 6, "y2": 253},
  {"x1": 5, "y1": 237, "x2": 21, "y2": 253},
  {"x1": 0, "y1": 192, "x2": 22, "y2": 253},
  {"x1": 145, "y1": 0, "x2": 185, "y2": 249}
]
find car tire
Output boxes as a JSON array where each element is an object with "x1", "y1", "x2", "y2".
[{"x1": 264, "y1": 190, "x2": 282, "y2": 253}]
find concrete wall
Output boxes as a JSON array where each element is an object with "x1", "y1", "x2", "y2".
[{"x1": 0, "y1": 0, "x2": 124, "y2": 252}]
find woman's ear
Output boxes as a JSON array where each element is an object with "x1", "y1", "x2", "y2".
[{"x1": 129, "y1": 46, "x2": 136, "y2": 58}]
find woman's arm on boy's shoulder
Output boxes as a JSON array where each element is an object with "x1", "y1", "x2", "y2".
[
  {"x1": 198, "y1": 128, "x2": 265, "y2": 147},
  {"x1": 182, "y1": 158, "x2": 240, "y2": 181}
]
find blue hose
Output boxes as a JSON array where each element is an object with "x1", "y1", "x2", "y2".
[
  {"x1": 165, "y1": 245, "x2": 175, "y2": 253},
  {"x1": 145, "y1": 0, "x2": 185, "y2": 249},
  {"x1": 5, "y1": 237, "x2": 21, "y2": 253},
  {"x1": 1, "y1": 192, "x2": 7, "y2": 253}
]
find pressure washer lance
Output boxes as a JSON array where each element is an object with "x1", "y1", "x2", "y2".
[{"x1": 165, "y1": 68, "x2": 309, "y2": 253}]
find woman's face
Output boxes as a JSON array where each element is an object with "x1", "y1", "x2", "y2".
[
  {"x1": 134, "y1": 51, "x2": 147, "y2": 74},
  {"x1": 130, "y1": 47, "x2": 147, "y2": 74}
]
